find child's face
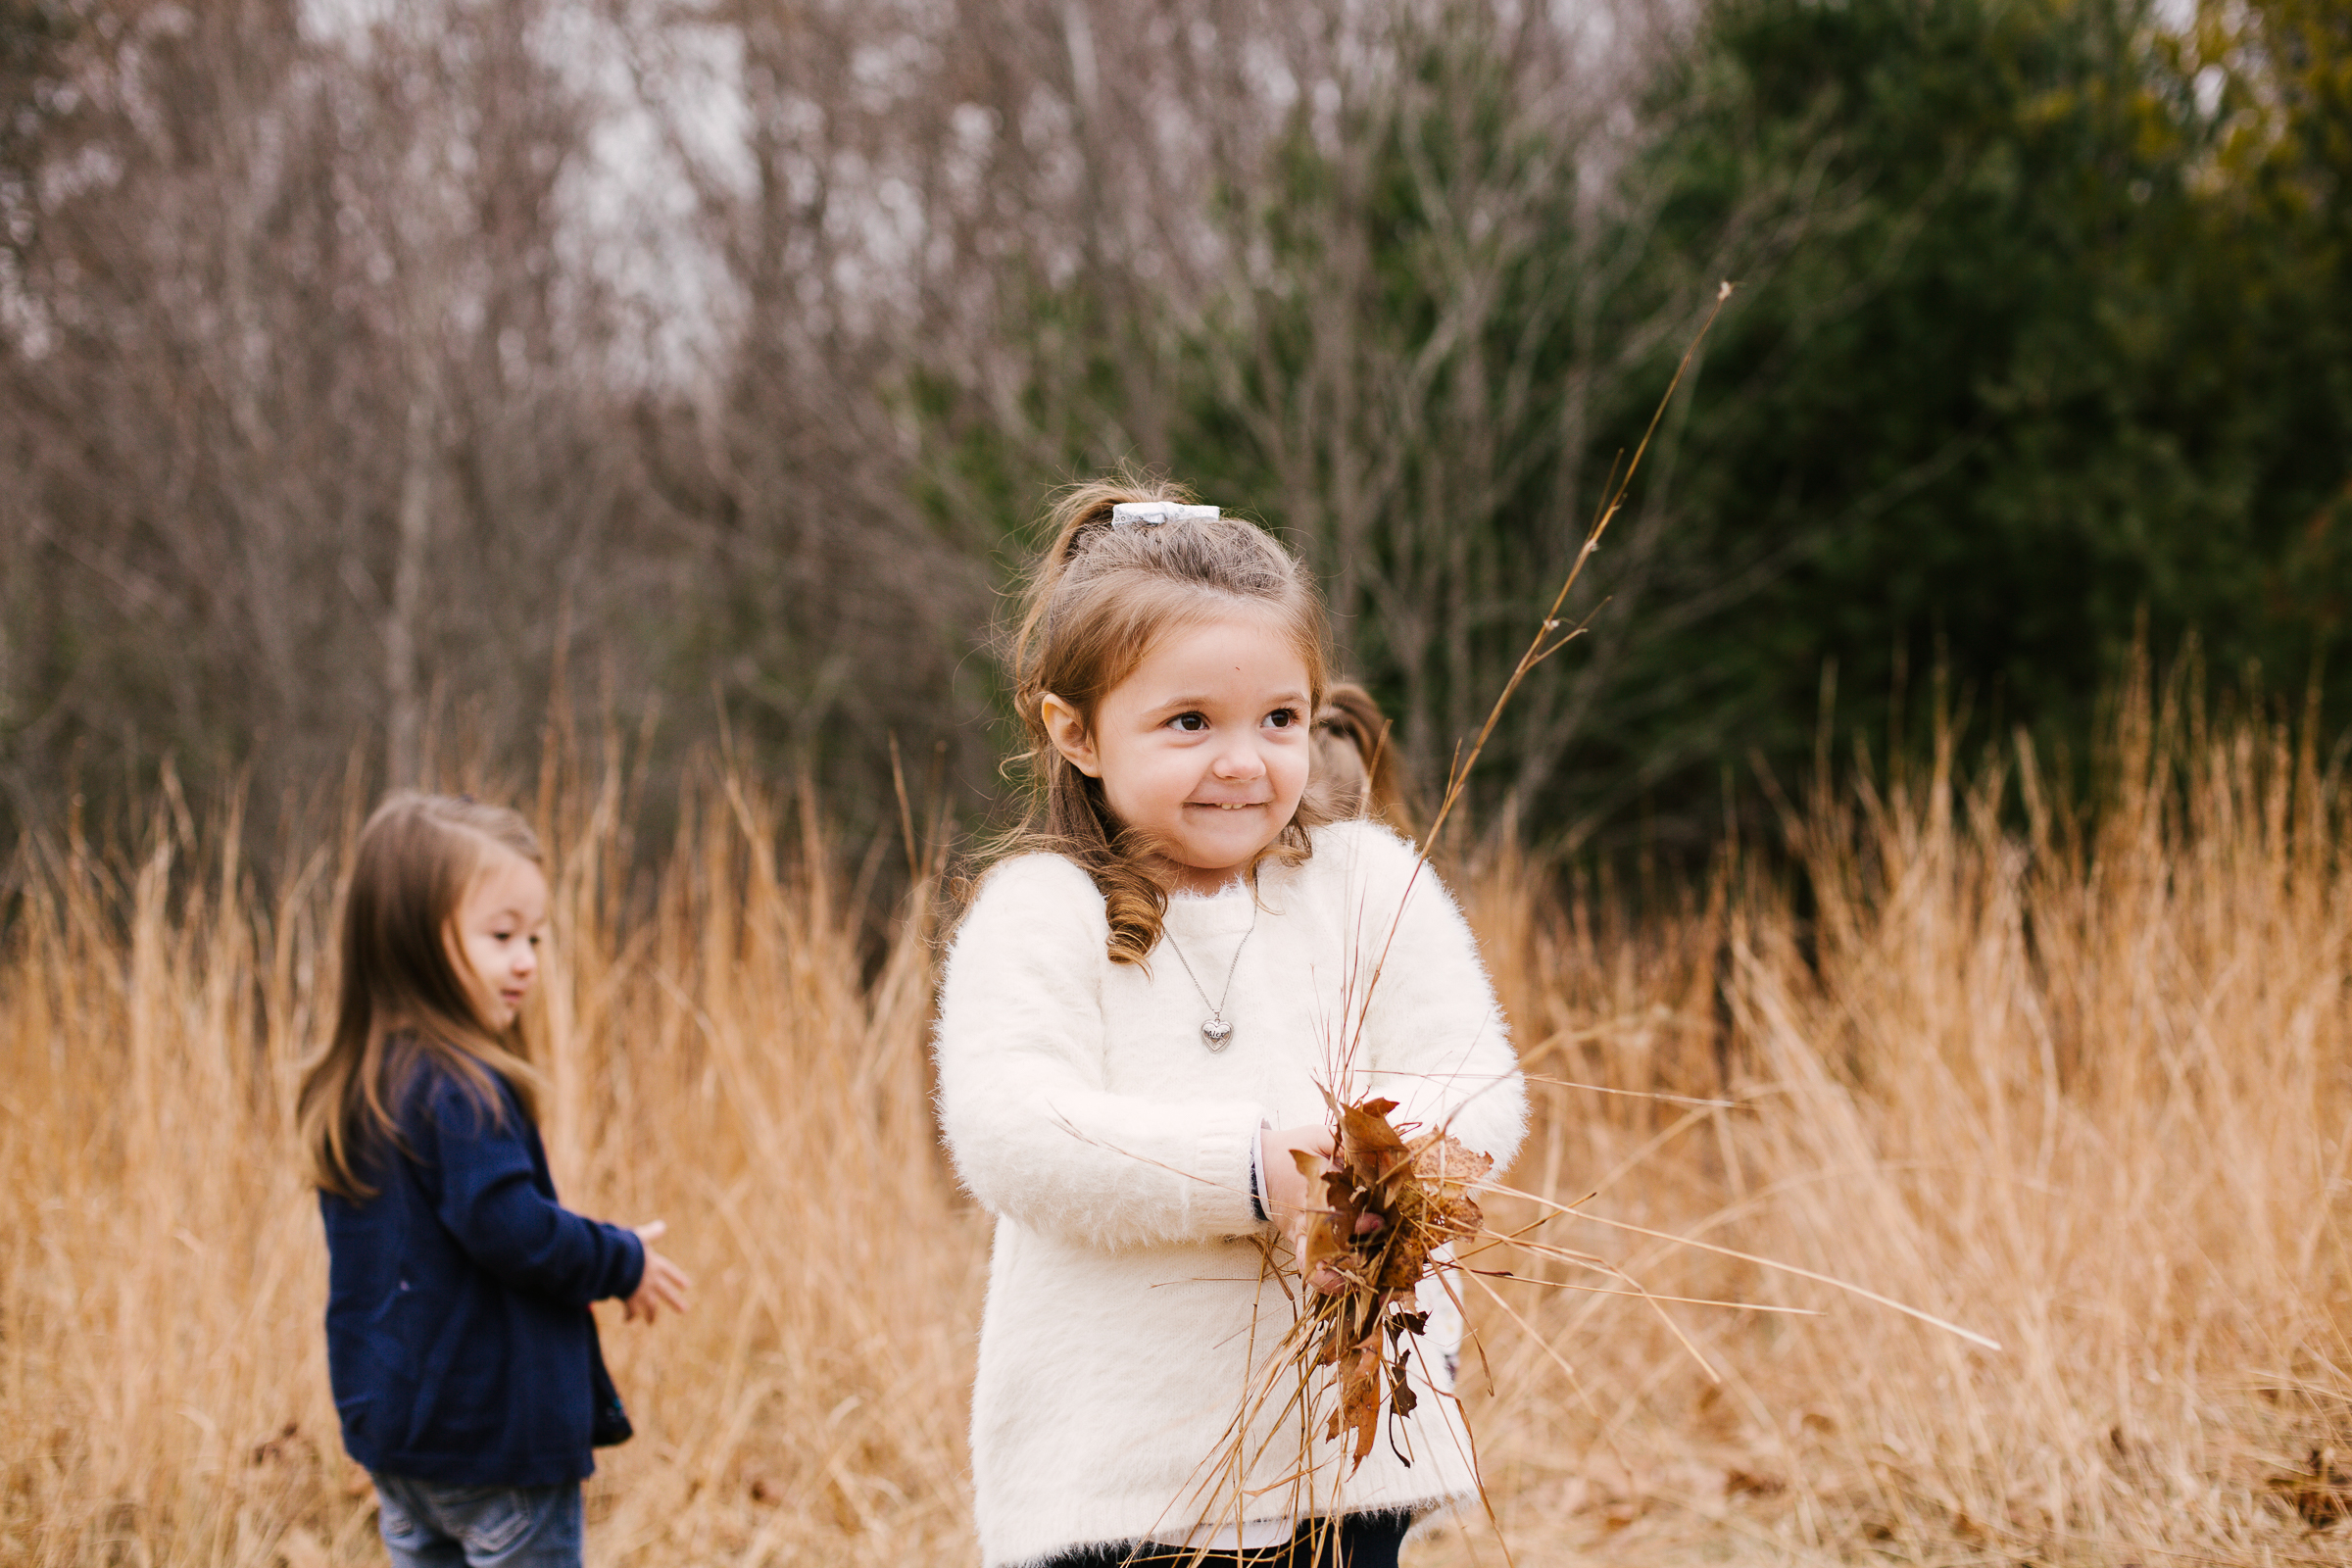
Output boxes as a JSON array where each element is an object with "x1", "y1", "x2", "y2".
[
  {"x1": 452, "y1": 847, "x2": 549, "y2": 1030},
  {"x1": 1045, "y1": 613, "x2": 1313, "y2": 895}
]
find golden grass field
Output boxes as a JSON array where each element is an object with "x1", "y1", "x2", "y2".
[{"x1": 4, "y1": 680, "x2": 2348, "y2": 1566}]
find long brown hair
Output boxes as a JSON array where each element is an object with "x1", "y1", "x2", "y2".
[
  {"x1": 298, "y1": 792, "x2": 549, "y2": 1200},
  {"x1": 1002, "y1": 471, "x2": 1333, "y2": 965}
]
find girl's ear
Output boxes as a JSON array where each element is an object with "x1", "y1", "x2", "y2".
[{"x1": 1040, "y1": 694, "x2": 1102, "y2": 778}]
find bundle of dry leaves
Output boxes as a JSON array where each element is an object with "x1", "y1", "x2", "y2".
[{"x1": 1291, "y1": 1096, "x2": 1493, "y2": 1467}]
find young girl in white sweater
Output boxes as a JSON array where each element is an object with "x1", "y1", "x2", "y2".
[{"x1": 936, "y1": 480, "x2": 1526, "y2": 1567}]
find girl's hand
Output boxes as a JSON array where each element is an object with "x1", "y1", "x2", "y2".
[
  {"x1": 1260, "y1": 1123, "x2": 1342, "y2": 1284},
  {"x1": 1259, "y1": 1122, "x2": 1333, "y2": 1221},
  {"x1": 624, "y1": 1220, "x2": 693, "y2": 1325}
]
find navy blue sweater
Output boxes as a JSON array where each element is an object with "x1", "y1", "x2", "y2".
[{"x1": 320, "y1": 1054, "x2": 645, "y2": 1487}]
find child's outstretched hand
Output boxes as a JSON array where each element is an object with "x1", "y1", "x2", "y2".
[{"x1": 624, "y1": 1220, "x2": 693, "y2": 1325}]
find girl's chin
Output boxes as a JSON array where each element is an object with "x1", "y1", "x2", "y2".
[{"x1": 1158, "y1": 838, "x2": 1277, "y2": 883}]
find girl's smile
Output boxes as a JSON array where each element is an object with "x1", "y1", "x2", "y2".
[{"x1": 1042, "y1": 613, "x2": 1313, "y2": 896}]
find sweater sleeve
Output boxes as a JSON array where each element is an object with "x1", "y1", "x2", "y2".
[
  {"x1": 412, "y1": 1071, "x2": 648, "y2": 1307},
  {"x1": 935, "y1": 856, "x2": 1267, "y2": 1248},
  {"x1": 1328, "y1": 823, "x2": 1528, "y2": 1171}
]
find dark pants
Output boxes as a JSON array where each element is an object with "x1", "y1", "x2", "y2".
[{"x1": 1038, "y1": 1510, "x2": 1412, "y2": 1568}]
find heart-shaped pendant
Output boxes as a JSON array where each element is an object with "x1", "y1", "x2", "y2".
[{"x1": 1200, "y1": 1017, "x2": 1234, "y2": 1050}]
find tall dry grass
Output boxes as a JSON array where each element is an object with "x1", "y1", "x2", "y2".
[{"x1": 3, "y1": 681, "x2": 2346, "y2": 1566}]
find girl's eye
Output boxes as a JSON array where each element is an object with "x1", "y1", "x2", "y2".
[
  {"x1": 1266, "y1": 708, "x2": 1301, "y2": 729},
  {"x1": 1170, "y1": 712, "x2": 1207, "y2": 732}
]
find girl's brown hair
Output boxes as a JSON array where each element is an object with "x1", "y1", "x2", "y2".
[
  {"x1": 1004, "y1": 472, "x2": 1333, "y2": 965},
  {"x1": 297, "y1": 792, "x2": 548, "y2": 1200},
  {"x1": 1308, "y1": 679, "x2": 1417, "y2": 835}
]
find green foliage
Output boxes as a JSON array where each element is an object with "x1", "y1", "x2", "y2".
[{"x1": 1601, "y1": 0, "x2": 2352, "y2": 831}]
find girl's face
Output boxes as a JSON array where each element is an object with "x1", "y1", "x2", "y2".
[
  {"x1": 451, "y1": 847, "x2": 548, "y2": 1029},
  {"x1": 1045, "y1": 613, "x2": 1313, "y2": 895}
]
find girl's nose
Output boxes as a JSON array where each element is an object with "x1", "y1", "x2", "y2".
[{"x1": 1212, "y1": 741, "x2": 1266, "y2": 780}]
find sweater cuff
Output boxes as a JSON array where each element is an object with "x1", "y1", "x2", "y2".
[
  {"x1": 1249, "y1": 1120, "x2": 1269, "y2": 1224},
  {"x1": 1192, "y1": 1107, "x2": 1270, "y2": 1235},
  {"x1": 611, "y1": 1225, "x2": 648, "y2": 1301}
]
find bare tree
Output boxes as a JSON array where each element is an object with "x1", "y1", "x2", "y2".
[
  {"x1": 1, "y1": 0, "x2": 1852, "y2": 864},
  {"x1": 0, "y1": 2, "x2": 732, "y2": 849}
]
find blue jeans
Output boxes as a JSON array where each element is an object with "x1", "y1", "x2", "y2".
[{"x1": 371, "y1": 1474, "x2": 584, "y2": 1568}]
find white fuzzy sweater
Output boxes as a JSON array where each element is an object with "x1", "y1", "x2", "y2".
[{"x1": 935, "y1": 819, "x2": 1528, "y2": 1566}]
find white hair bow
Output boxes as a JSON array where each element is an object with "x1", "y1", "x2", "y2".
[{"x1": 1110, "y1": 502, "x2": 1220, "y2": 527}]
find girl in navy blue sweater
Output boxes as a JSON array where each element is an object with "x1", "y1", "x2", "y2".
[{"x1": 299, "y1": 792, "x2": 691, "y2": 1568}]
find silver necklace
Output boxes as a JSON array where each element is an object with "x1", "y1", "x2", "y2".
[{"x1": 1161, "y1": 897, "x2": 1258, "y2": 1052}]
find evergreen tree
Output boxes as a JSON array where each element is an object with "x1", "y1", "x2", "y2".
[{"x1": 1608, "y1": 0, "x2": 2352, "y2": 832}]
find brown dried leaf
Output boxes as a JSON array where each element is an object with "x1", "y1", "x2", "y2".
[
  {"x1": 1412, "y1": 1131, "x2": 1494, "y2": 1192},
  {"x1": 1388, "y1": 1350, "x2": 1419, "y2": 1420},
  {"x1": 1340, "y1": 1346, "x2": 1386, "y2": 1463},
  {"x1": 1339, "y1": 1100, "x2": 1410, "y2": 1190}
]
